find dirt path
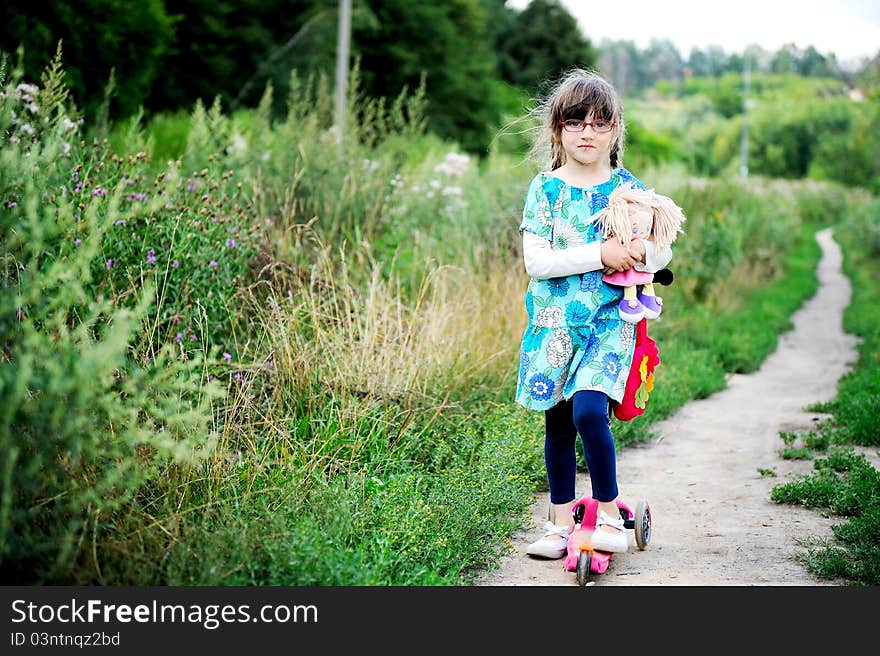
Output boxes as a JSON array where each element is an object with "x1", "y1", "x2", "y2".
[{"x1": 476, "y1": 228, "x2": 859, "y2": 586}]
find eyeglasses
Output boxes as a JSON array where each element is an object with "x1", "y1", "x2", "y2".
[{"x1": 558, "y1": 118, "x2": 616, "y2": 133}]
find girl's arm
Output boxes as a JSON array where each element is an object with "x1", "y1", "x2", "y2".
[
  {"x1": 523, "y1": 231, "x2": 601, "y2": 278},
  {"x1": 523, "y1": 232, "x2": 636, "y2": 279}
]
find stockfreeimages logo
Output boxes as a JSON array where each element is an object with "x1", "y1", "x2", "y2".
[{"x1": 10, "y1": 598, "x2": 318, "y2": 631}]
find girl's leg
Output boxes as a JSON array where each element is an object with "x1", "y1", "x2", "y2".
[
  {"x1": 526, "y1": 400, "x2": 579, "y2": 558},
  {"x1": 571, "y1": 390, "x2": 626, "y2": 549},
  {"x1": 544, "y1": 398, "x2": 578, "y2": 530}
]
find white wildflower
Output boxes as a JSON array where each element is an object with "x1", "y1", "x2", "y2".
[
  {"x1": 433, "y1": 151, "x2": 470, "y2": 177},
  {"x1": 20, "y1": 123, "x2": 34, "y2": 136},
  {"x1": 26, "y1": 102, "x2": 40, "y2": 114},
  {"x1": 62, "y1": 117, "x2": 78, "y2": 133},
  {"x1": 15, "y1": 83, "x2": 39, "y2": 100},
  {"x1": 227, "y1": 132, "x2": 248, "y2": 157}
]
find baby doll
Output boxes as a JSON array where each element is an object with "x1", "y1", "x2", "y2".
[{"x1": 598, "y1": 184, "x2": 686, "y2": 323}]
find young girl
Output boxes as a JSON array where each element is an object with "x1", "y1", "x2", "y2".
[{"x1": 516, "y1": 69, "x2": 672, "y2": 558}]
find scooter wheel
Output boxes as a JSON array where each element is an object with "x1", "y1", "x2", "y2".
[
  {"x1": 576, "y1": 551, "x2": 592, "y2": 586},
  {"x1": 635, "y1": 500, "x2": 651, "y2": 550}
]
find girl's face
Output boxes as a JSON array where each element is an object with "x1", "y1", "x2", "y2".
[{"x1": 557, "y1": 112, "x2": 616, "y2": 169}]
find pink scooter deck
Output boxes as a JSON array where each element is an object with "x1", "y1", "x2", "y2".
[{"x1": 563, "y1": 497, "x2": 633, "y2": 574}]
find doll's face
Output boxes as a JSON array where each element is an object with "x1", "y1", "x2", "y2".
[{"x1": 629, "y1": 203, "x2": 654, "y2": 239}]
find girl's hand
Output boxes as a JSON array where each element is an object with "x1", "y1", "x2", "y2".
[
  {"x1": 601, "y1": 239, "x2": 637, "y2": 272},
  {"x1": 628, "y1": 237, "x2": 646, "y2": 263}
]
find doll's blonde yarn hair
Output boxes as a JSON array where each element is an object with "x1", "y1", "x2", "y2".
[{"x1": 599, "y1": 184, "x2": 686, "y2": 252}]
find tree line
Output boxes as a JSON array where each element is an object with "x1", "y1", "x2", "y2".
[{"x1": 2, "y1": 0, "x2": 878, "y2": 155}]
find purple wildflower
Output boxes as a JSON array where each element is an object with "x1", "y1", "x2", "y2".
[
  {"x1": 92, "y1": 187, "x2": 107, "y2": 197},
  {"x1": 106, "y1": 259, "x2": 115, "y2": 270},
  {"x1": 175, "y1": 332, "x2": 183, "y2": 343},
  {"x1": 73, "y1": 182, "x2": 83, "y2": 193},
  {"x1": 115, "y1": 220, "x2": 126, "y2": 226},
  {"x1": 146, "y1": 249, "x2": 156, "y2": 265},
  {"x1": 207, "y1": 375, "x2": 214, "y2": 382},
  {"x1": 226, "y1": 238, "x2": 236, "y2": 248},
  {"x1": 172, "y1": 259, "x2": 179, "y2": 269},
  {"x1": 186, "y1": 183, "x2": 195, "y2": 191},
  {"x1": 234, "y1": 373, "x2": 242, "y2": 381},
  {"x1": 223, "y1": 352, "x2": 232, "y2": 363},
  {"x1": 74, "y1": 238, "x2": 81, "y2": 247},
  {"x1": 72, "y1": 171, "x2": 79, "y2": 181},
  {"x1": 209, "y1": 260, "x2": 218, "y2": 270},
  {"x1": 6, "y1": 201, "x2": 17, "y2": 208}
]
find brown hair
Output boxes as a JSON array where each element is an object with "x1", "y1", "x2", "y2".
[{"x1": 528, "y1": 69, "x2": 626, "y2": 171}]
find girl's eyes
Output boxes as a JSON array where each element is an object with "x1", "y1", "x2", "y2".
[{"x1": 559, "y1": 119, "x2": 615, "y2": 133}]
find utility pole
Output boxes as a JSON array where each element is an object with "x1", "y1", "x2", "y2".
[
  {"x1": 740, "y1": 50, "x2": 750, "y2": 178},
  {"x1": 335, "y1": 0, "x2": 352, "y2": 149}
]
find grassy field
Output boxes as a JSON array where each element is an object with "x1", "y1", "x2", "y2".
[{"x1": 1, "y1": 59, "x2": 875, "y2": 584}]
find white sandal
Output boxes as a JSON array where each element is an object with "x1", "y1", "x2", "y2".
[
  {"x1": 591, "y1": 510, "x2": 628, "y2": 553},
  {"x1": 526, "y1": 521, "x2": 570, "y2": 559}
]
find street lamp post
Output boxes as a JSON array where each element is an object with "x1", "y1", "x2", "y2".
[
  {"x1": 335, "y1": 0, "x2": 352, "y2": 149},
  {"x1": 740, "y1": 50, "x2": 750, "y2": 178}
]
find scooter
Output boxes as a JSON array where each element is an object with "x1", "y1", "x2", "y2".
[{"x1": 563, "y1": 497, "x2": 652, "y2": 586}]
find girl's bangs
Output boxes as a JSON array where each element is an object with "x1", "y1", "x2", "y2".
[{"x1": 555, "y1": 81, "x2": 617, "y2": 121}]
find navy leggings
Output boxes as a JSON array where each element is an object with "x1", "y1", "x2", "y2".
[{"x1": 545, "y1": 390, "x2": 618, "y2": 505}]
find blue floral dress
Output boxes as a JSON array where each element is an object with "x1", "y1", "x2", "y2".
[{"x1": 516, "y1": 168, "x2": 647, "y2": 411}]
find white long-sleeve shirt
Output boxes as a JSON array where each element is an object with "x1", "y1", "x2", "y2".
[{"x1": 522, "y1": 231, "x2": 673, "y2": 280}]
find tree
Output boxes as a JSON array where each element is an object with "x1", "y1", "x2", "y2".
[
  {"x1": 598, "y1": 40, "x2": 649, "y2": 96},
  {"x1": 0, "y1": 0, "x2": 175, "y2": 119},
  {"x1": 354, "y1": 0, "x2": 500, "y2": 152},
  {"x1": 644, "y1": 39, "x2": 684, "y2": 84},
  {"x1": 687, "y1": 46, "x2": 729, "y2": 77},
  {"x1": 498, "y1": 0, "x2": 597, "y2": 93},
  {"x1": 149, "y1": 0, "x2": 329, "y2": 113}
]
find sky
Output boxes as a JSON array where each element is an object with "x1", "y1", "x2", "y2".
[{"x1": 508, "y1": 0, "x2": 880, "y2": 65}]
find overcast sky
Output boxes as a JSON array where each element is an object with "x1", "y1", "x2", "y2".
[{"x1": 508, "y1": 0, "x2": 880, "y2": 65}]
